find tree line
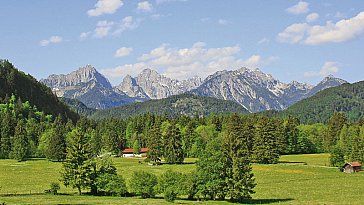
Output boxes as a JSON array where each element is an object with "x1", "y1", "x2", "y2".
[{"x1": 2, "y1": 93, "x2": 364, "y2": 201}]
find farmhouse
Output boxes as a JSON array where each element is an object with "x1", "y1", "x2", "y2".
[
  {"x1": 342, "y1": 162, "x2": 362, "y2": 173},
  {"x1": 122, "y1": 148, "x2": 150, "y2": 158}
]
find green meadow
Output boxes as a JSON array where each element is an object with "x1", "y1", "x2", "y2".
[{"x1": 1, "y1": 154, "x2": 363, "y2": 204}]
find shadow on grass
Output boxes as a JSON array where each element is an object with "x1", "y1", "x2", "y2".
[
  {"x1": 178, "y1": 197, "x2": 294, "y2": 204},
  {"x1": 279, "y1": 161, "x2": 306, "y2": 164},
  {"x1": 0, "y1": 193, "x2": 72, "y2": 197},
  {"x1": 243, "y1": 198, "x2": 294, "y2": 204}
]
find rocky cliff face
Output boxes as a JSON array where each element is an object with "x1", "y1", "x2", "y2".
[
  {"x1": 41, "y1": 64, "x2": 112, "y2": 90},
  {"x1": 41, "y1": 65, "x2": 135, "y2": 109},
  {"x1": 114, "y1": 68, "x2": 202, "y2": 99}
]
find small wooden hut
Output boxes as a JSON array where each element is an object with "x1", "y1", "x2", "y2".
[{"x1": 342, "y1": 162, "x2": 362, "y2": 173}]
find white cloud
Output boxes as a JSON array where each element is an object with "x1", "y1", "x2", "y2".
[
  {"x1": 115, "y1": 47, "x2": 133, "y2": 58},
  {"x1": 114, "y1": 16, "x2": 140, "y2": 34},
  {"x1": 306, "y1": 11, "x2": 364, "y2": 45},
  {"x1": 39, "y1": 35, "x2": 63, "y2": 46},
  {"x1": 80, "y1": 16, "x2": 140, "y2": 40},
  {"x1": 306, "y1": 13, "x2": 319, "y2": 22},
  {"x1": 101, "y1": 62, "x2": 147, "y2": 82},
  {"x1": 137, "y1": 1, "x2": 154, "y2": 13},
  {"x1": 277, "y1": 23, "x2": 310, "y2": 43},
  {"x1": 218, "y1": 19, "x2": 230, "y2": 25},
  {"x1": 102, "y1": 42, "x2": 276, "y2": 81},
  {"x1": 304, "y1": 61, "x2": 339, "y2": 77},
  {"x1": 80, "y1": 32, "x2": 91, "y2": 40},
  {"x1": 277, "y1": 11, "x2": 364, "y2": 45},
  {"x1": 286, "y1": 1, "x2": 309, "y2": 15},
  {"x1": 258, "y1": 38, "x2": 270, "y2": 44},
  {"x1": 87, "y1": 0, "x2": 123, "y2": 17},
  {"x1": 94, "y1": 20, "x2": 114, "y2": 38}
]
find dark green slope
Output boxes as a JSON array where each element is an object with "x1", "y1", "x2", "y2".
[
  {"x1": 279, "y1": 81, "x2": 364, "y2": 124},
  {"x1": 91, "y1": 94, "x2": 248, "y2": 120},
  {"x1": 0, "y1": 60, "x2": 79, "y2": 121},
  {"x1": 60, "y1": 97, "x2": 96, "y2": 117}
]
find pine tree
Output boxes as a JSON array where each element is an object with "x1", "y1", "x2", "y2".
[
  {"x1": 163, "y1": 121, "x2": 184, "y2": 164},
  {"x1": 10, "y1": 119, "x2": 29, "y2": 161},
  {"x1": 133, "y1": 139, "x2": 141, "y2": 154},
  {"x1": 326, "y1": 112, "x2": 347, "y2": 150},
  {"x1": 253, "y1": 117, "x2": 280, "y2": 164},
  {"x1": 223, "y1": 114, "x2": 255, "y2": 202},
  {"x1": 46, "y1": 116, "x2": 66, "y2": 161},
  {"x1": 181, "y1": 121, "x2": 196, "y2": 157},
  {"x1": 196, "y1": 137, "x2": 226, "y2": 200},
  {"x1": 0, "y1": 111, "x2": 13, "y2": 158},
  {"x1": 61, "y1": 128, "x2": 93, "y2": 195},
  {"x1": 147, "y1": 125, "x2": 163, "y2": 164},
  {"x1": 283, "y1": 116, "x2": 300, "y2": 154}
]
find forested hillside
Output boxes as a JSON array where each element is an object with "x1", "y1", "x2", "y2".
[
  {"x1": 91, "y1": 94, "x2": 248, "y2": 120},
  {"x1": 0, "y1": 60, "x2": 79, "y2": 122},
  {"x1": 60, "y1": 97, "x2": 96, "y2": 117},
  {"x1": 282, "y1": 81, "x2": 364, "y2": 124}
]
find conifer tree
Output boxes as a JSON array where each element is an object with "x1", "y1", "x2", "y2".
[
  {"x1": 196, "y1": 137, "x2": 226, "y2": 200},
  {"x1": 0, "y1": 111, "x2": 13, "y2": 158},
  {"x1": 223, "y1": 114, "x2": 255, "y2": 202},
  {"x1": 10, "y1": 119, "x2": 29, "y2": 161},
  {"x1": 147, "y1": 125, "x2": 163, "y2": 164},
  {"x1": 163, "y1": 121, "x2": 184, "y2": 164},
  {"x1": 326, "y1": 112, "x2": 347, "y2": 150},
  {"x1": 253, "y1": 117, "x2": 280, "y2": 164},
  {"x1": 61, "y1": 128, "x2": 93, "y2": 195},
  {"x1": 133, "y1": 139, "x2": 141, "y2": 154},
  {"x1": 46, "y1": 115, "x2": 66, "y2": 161},
  {"x1": 283, "y1": 116, "x2": 300, "y2": 154}
]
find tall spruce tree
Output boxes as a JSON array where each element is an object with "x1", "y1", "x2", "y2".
[
  {"x1": 163, "y1": 121, "x2": 184, "y2": 164},
  {"x1": 326, "y1": 112, "x2": 347, "y2": 150},
  {"x1": 146, "y1": 125, "x2": 163, "y2": 164},
  {"x1": 223, "y1": 114, "x2": 255, "y2": 202},
  {"x1": 283, "y1": 116, "x2": 300, "y2": 154},
  {"x1": 196, "y1": 137, "x2": 226, "y2": 200},
  {"x1": 61, "y1": 128, "x2": 93, "y2": 195},
  {"x1": 46, "y1": 115, "x2": 66, "y2": 161},
  {"x1": 10, "y1": 119, "x2": 29, "y2": 161},
  {"x1": 0, "y1": 111, "x2": 13, "y2": 158},
  {"x1": 253, "y1": 117, "x2": 280, "y2": 164}
]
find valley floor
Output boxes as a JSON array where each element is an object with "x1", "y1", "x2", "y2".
[{"x1": 1, "y1": 154, "x2": 363, "y2": 204}]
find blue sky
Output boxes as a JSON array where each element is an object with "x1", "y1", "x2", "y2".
[{"x1": 1, "y1": 0, "x2": 364, "y2": 85}]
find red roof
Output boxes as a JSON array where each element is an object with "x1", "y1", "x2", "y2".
[
  {"x1": 122, "y1": 148, "x2": 134, "y2": 153},
  {"x1": 122, "y1": 148, "x2": 150, "y2": 153},
  {"x1": 140, "y1": 148, "x2": 150, "y2": 153},
  {"x1": 348, "y1": 162, "x2": 362, "y2": 167}
]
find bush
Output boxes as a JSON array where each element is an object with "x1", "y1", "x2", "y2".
[
  {"x1": 50, "y1": 182, "x2": 60, "y2": 195},
  {"x1": 158, "y1": 170, "x2": 187, "y2": 202},
  {"x1": 96, "y1": 174, "x2": 127, "y2": 196},
  {"x1": 164, "y1": 187, "x2": 177, "y2": 202},
  {"x1": 129, "y1": 171, "x2": 158, "y2": 198}
]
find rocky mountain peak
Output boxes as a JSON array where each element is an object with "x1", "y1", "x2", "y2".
[
  {"x1": 321, "y1": 75, "x2": 348, "y2": 85},
  {"x1": 41, "y1": 64, "x2": 112, "y2": 90}
]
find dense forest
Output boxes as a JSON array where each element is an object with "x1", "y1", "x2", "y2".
[
  {"x1": 266, "y1": 81, "x2": 364, "y2": 124},
  {"x1": 0, "y1": 60, "x2": 79, "y2": 122},
  {"x1": 90, "y1": 94, "x2": 248, "y2": 120},
  {"x1": 60, "y1": 97, "x2": 96, "y2": 117}
]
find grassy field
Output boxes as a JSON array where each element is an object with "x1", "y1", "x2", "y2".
[{"x1": 1, "y1": 154, "x2": 364, "y2": 204}]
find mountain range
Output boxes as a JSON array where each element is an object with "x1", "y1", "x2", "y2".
[{"x1": 41, "y1": 65, "x2": 347, "y2": 112}]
